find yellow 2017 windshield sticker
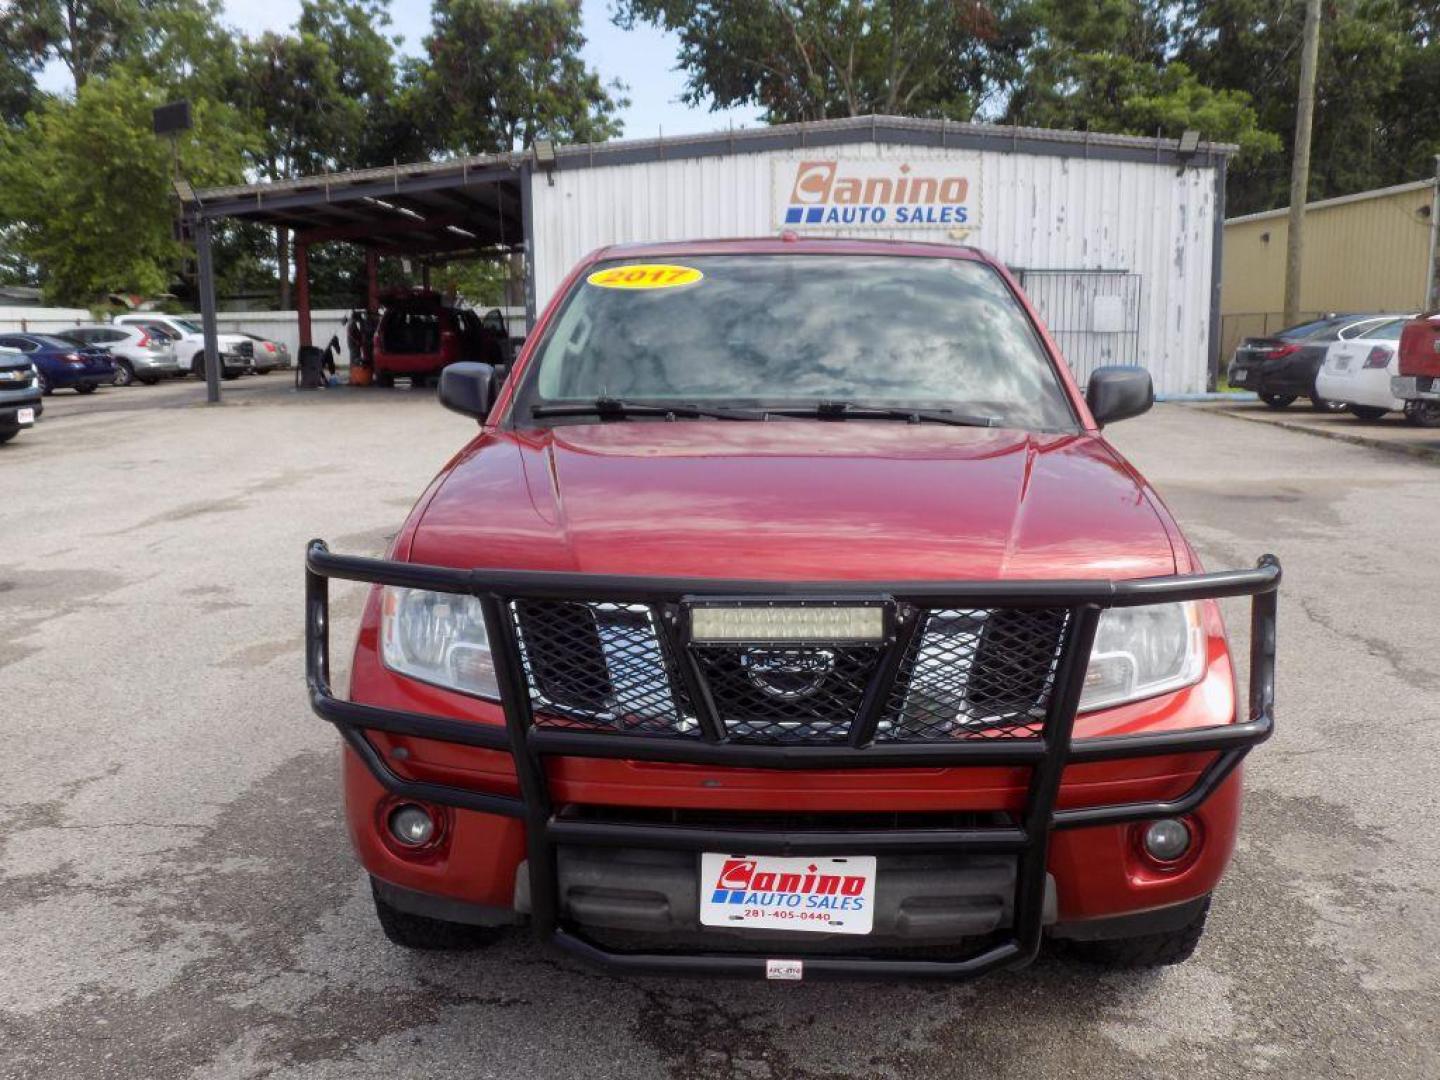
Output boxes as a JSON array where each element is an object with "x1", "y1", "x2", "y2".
[{"x1": 587, "y1": 264, "x2": 703, "y2": 290}]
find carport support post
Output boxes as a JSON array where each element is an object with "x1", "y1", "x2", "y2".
[
  {"x1": 366, "y1": 247, "x2": 379, "y2": 313},
  {"x1": 194, "y1": 216, "x2": 222, "y2": 404},
  {"x1": 296, "y1": 241, "x2": 312, "y2": 348}
]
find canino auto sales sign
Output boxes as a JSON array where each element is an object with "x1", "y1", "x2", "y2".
[{"x1": 774, "y1": 157, "x2": 979, "y2": 230}]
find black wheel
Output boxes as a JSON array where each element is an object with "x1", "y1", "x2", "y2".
[
  {"x1": 1347, "y1": 405, "x2": 1388, "y2": 421},
  {"x1": 221, "y1": 370, "x2": 240, "y2": 380},
  {"x1": 76, "y1": 383, "x2": 97, "y2": 394},
  {"x1": 1061, "y1": 897, "x2": 1210, "y2": 969},
  {"x1": 113, "y1": 360, "x2": 135, "y2": 387},
  {"x1": 192, "y1": 353, "x2": 206, "y2": 378},
  {"x1": 139, "y1": 377, "x2": 158, "y2": 386},
  {"x1": 375, "y1": 371, "x2": 395, "y2": 388},
  {"x1": 1259, "y1": 393, "x2": 1296, "y2": 409},
  {"x1": 37, "y1": 372, "x2": 51, "y2": 395},
  {"x1": 0, "y1": 430, "x2": 16, "y2": 445},
  {"x1": 369, "y1": 878, "x2": 501, "y2": 951},
  {"x1": 1404, "y1": 401, "x2": 1440, "y2": 428}
]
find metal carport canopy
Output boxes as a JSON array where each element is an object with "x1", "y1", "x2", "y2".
[{"x1": 183, "y1": 151, "x2": 534, "y2": 403}]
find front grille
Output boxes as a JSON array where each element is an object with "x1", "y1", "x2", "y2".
[
  {"x1": 511, "y1": 601, "x2": 1071, "y2": 744},
  {"x1": 513, "y1": 601, "x2": 697, "y2": 735},
  {"x1": 881, "y1": 608, "x2": 1068, "y2": 740}
]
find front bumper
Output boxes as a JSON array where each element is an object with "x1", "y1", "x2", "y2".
[
  {"x1": 306, "y1": 542, "x2": 1278, "y2": 979},
  {"x1": 1392, "y1": 375, "x2": 1440, "y2": 402},
  {"x1": 0, "y1": 396, "x2": 42, "y2": 430}
]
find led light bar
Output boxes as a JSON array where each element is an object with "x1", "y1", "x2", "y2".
[{"x1": 689, "y1": 604, "x2": 886, "y2": 643}]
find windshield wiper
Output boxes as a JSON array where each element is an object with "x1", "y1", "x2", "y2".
[
  {"x1": 763, "y1": 401, "x2": 1002, "y2": 428},
  {"x1": 531, "y1": 396, "x2": 767, "y2": 421}
]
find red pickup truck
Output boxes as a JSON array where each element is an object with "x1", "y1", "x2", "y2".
[
  {"x1": 1390, "y1": 312, "x2": 1440, "y2": 426},
  {"x1": 306, "y1": 238, "x2": 1278, "y2": 981}
]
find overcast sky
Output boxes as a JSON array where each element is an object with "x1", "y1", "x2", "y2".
[{"x1": 38, "y1": 0, "x2": 764, "y2": 140}]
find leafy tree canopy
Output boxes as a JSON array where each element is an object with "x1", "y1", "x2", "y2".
[
  {"x1": 614, "y1": 0, "x2": 1031, "y2": 122},
  {"x1": 0, "y1": 74, "x2": 246, "y2": 303},
  {"x1": 421, "y1": 0, "x2": 626, "y2": 152}
]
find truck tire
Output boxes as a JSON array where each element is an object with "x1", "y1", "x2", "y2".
[
  {"x1": 369, "y1": 878, "x2": 502, "y2": 951},
  {"x1": 1404, "y1": 401, "x2": 1440, "y2": 428},
  {"x1": 1347, "y1": 405, "x2": 1388, "y2": 421},
  {"x1": 1060, "y1": 897, "x2": 1211, "y2": 969},
  {"x1": 1259, "y1": 393, "x2": 1295, "y2": 409}
]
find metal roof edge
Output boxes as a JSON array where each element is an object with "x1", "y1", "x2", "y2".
[
  {"x1": 1225, "y1": 178, "x2": 1439, "y2": 226},
  {"x1": 191, "y1": 114, "x2": 1235, "y2": 207}
]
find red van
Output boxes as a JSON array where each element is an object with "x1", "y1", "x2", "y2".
[
  {"x1": 306, "y1": 238, "x2": 1278, "y2": 981},
  {"x1": 371, "y1": 291, "x2": 508, "y2": 387}
]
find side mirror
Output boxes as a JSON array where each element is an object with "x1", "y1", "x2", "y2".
[
  {"x1": 439, "y1": 362, "x2": 496, "y2": 421},
  {"x1": 1086, "y1": 365, "x2": 1154, "y2": 427}
]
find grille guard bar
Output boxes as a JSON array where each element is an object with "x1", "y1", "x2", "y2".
[{"x1": 305, "y1": 540, "x2": 1278, "y2": 980}]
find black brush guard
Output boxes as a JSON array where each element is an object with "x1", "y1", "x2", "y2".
[{"x1": 305, "y1": 540, "x2": 1279, "y2": 980}]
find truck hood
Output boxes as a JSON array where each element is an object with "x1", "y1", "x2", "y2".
[{"x1": 408, "y1": 421, "x2": 1178, "y2": 581}]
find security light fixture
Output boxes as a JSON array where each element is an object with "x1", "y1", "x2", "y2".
[
  {"x1": 532, "y1": 139, "x2": 556, "y2": 167},
  {"x1": 1177, "y1": 129, "x2": 1201, "y2": 156}
]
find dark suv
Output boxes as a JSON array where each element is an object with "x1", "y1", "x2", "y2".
[
  {"x1": 0, "y1": 346, "x2": 43, "y2": 444},
  {"x1": 1228, "y1": 314, "x2": 1409, "y2": 410}
]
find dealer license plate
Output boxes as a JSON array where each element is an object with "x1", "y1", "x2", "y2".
[
  {"x1": 16, "y1": 407, "x2": 34, "y2": 425},
  {"x1": 699, "y1": 853, "x2": 877, "y2": 934}
]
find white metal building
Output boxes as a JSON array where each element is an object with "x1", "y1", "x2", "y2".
[{"x1": 190, "y1": 115, "x2": 1233, "y2": 397}]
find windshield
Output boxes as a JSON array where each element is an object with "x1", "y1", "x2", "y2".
[
  {"x1": 516, "y1": 254, "x2": 1076, "y2": 431},
  {"x1": 171, "y1": 318, "x2": 203, "y2": 334}
]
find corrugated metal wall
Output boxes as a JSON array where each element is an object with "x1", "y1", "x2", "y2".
[
  {"x1": 1220, "y1": 180, "x2": 1438, "y2": 357},
  {"x1": 530, "y1": 142, "x2": 1220, "y2": 395}
]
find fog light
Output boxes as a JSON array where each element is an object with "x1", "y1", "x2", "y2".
[
  {"x1": 388, "y1": 804, "x2": 435, "y2": 847},
  {"x1": 1142, "y1": 818, "x2": 1192, "y2": 862}
]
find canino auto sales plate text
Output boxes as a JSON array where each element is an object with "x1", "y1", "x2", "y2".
[{"x1": 699, "y1": 854, "x2": 877, "y2": 934}]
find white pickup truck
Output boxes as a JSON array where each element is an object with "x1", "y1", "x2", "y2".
[{"x1": 112, "y1": 314, "x2": 253, "y2": 379}]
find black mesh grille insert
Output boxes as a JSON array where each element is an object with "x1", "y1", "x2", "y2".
[
  {"x1": 692, "y1": 645, "x2": 882, "y2": 744},
  {"x1": 879, "y1": 608, "x2": 1069, "y2": 740},
  {"x1": 512, "y1": 601, "x2": 696, "y2": 735},
  {"x1": 510, "y1": 601, "x2": 1071, "y2": 743}
]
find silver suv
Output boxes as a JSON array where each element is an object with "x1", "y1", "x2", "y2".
[
  {"x1": 63, "y1": 325, "x2": 181, "y2": 386},
  {"x1": 112, "y1": 314, "x2": 253, "y2": 379}
]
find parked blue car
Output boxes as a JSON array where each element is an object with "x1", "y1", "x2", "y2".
[{"x1": 0, "y1": 332, "x2": 117, "y2": 394}]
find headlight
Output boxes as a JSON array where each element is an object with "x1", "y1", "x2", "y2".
[
  {"x1": 380, "y1": 587, "x2": 500, "y2": 699},
  {"x1": 1078, "y1": 602, "x2": 1205, "y2": 712}
]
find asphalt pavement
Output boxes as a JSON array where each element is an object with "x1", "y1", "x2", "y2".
[{"x1": 2, "y1": 378, "x2": 1436, "y2": 1079}]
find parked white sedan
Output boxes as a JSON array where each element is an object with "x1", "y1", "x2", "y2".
[{"x1": 1315, "y1": 318, "x2": 1412, "y2": 420}]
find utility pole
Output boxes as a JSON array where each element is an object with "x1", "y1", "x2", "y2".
[{"x1": 1283, "y1": 0, "x2": 1323, "y2": 326}]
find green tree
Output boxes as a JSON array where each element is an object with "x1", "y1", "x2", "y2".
[
  {"x1": 1003, "y1": 0, "x2": 1278, "y2": 165},
  {"x1": 614, "y1": 0, "x2": 1032, "y2": 122},
  {"x1": 232, "y1": 0, "x2": 415, "y2": 305},
  {"x1": 1175, "y1": 0, "x2": 1412, "y2": 213},
  {"x1": 3, "y1": 0, "x2": 227, "y2": 91},
  {"x1": 420, "y1": 0, "x2": 625, "y2": 152},
  {"x1": 0, "y1": 74, "x2": 245, "y2": 303}
]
